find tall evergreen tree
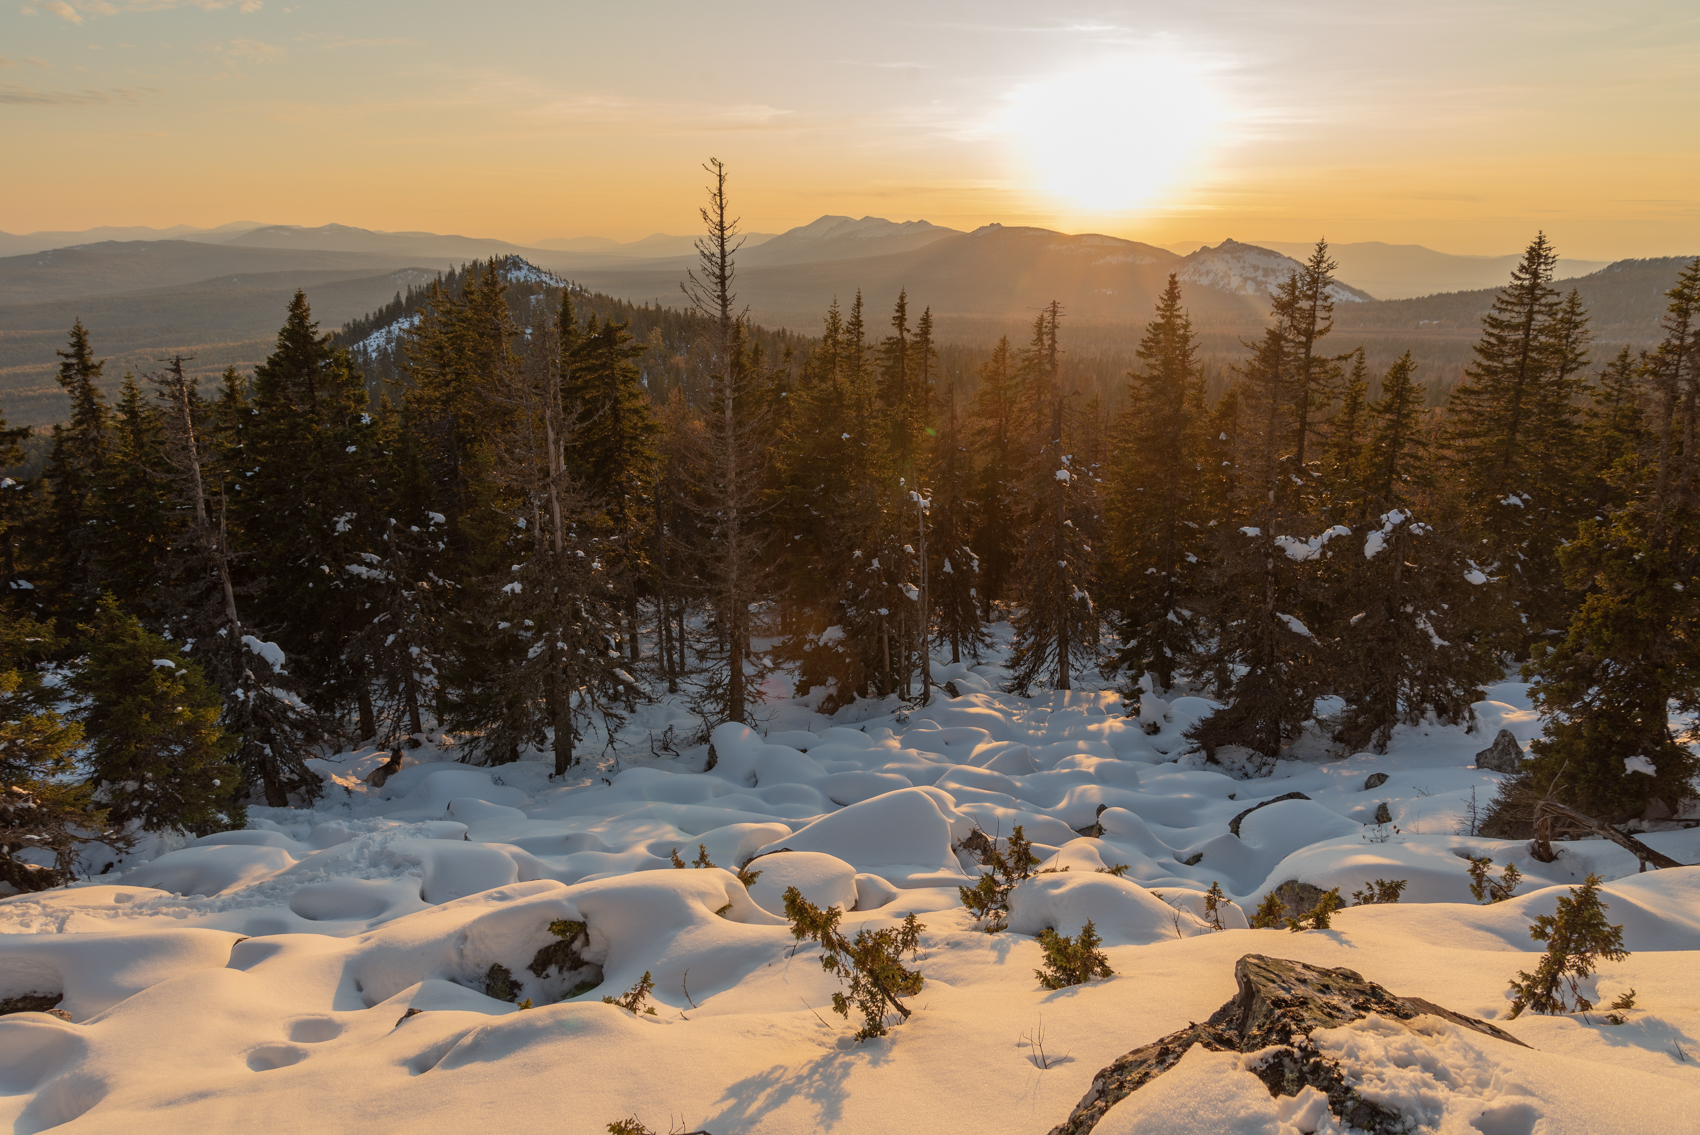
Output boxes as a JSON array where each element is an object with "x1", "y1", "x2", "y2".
[
  {"x1": 970, "y1": 336, "x2": 1028, "y2": 619},
  {"x1": 38, "y1": 320, "x2": 113, "y2": 613},
  {"x1": 1444, "y1": 234, "x2": 1587, "y2": 647},
  {"x1": 1007, "y1": 302, "x2": 1099, "y2": 693},
  {"x1": 928, "y1": 374, "x2": 986, "y2": 665},
  {"x1": 235, "y1": 291, "x2": 382, "y2": 727},
  {"x1": 1329, "y1": 354, "x2": 1498, "y2": 752},
  {"x1": 1510, "y1": 258, "x2": 1700, "y2": 824},
  {"x1": 0, "y1": 609, "x2": 117, "y2": 891},
  {"x1": 1188, "y1": 257, "x2": 1340, "y2": 770},
  {"x1": 92, "y1": 375, "x2": 176, "y2": 615},
  {"x1": 149, "y1": 354, "x2": 325, "y2": 806},
  {"x1": 1104, "y1": 275, "x2": 1207, "y2": 691},
  {"x1": 75, "y1": 595, "x2": 243, "y2": 836}
]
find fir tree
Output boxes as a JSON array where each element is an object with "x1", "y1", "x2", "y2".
[
  {"x1": 1330, "y1": 354, "x2": 1498, "y2": 753},
  {"x1": 148, "y1": 354, "x2": 325, "y2": 806},
  {"x1": 1511, "y1": 258, "x2": 1700, "y2": 824},
  {"x1": 1188, "y1": 264, "x2": 1338, "y2": 770},
  {"x1": 236, "y1": 291, "x2": 382, "y2": 729},
  {"x1": 91, "y1": 375, "x2": 176, "y2": 615},
  {"x1": 1444, "y1": 234, "x2": 1587, "y2": 647},
  {"x1": 1007, "y1": 302, "x2": 1099, "y2": 694},
  {"x1": 38, "y1": 320, "x2": 113, "y2": 613},
  {"x1": 0, "y1": 609, "x2": 118, "y2": 891},
  {"x1": 74, "y1": 595, "x2": 243, "y2": 836},
  {"x1": 928, "y1": 375, "x2": 987, "y2": 665},
  {"x1": 1104, "y1": 275, "x2": 1207, "y2": 691},
  {"x1": 970, "y1": 336, "x2": 1029, "y2": 619}
]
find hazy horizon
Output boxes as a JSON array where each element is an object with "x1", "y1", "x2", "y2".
[{"x1": 4, "y1": 1, "x2": 1698, "y2": 261}]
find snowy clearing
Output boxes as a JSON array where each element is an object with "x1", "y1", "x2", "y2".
[{"x1": 2, "y1": 650, "x2": 1698, "y2": 1134}]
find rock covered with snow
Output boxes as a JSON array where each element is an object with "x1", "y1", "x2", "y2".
[{"x1": 1049, "y1": 954, "x2": 1528, "y2": 1135}]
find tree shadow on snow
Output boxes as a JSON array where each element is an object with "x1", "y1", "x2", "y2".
[{"x1": 702, "y1": 1042, "x2": 890, "y2": 1130}]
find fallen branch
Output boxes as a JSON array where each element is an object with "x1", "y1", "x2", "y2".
[{"x1": 1533, "y1": 800, "x2": 1687, "y2": 870}]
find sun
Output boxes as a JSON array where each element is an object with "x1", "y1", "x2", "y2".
[{"x1": 1002, "y1": 54, "x2": 1227, "y2": 214}]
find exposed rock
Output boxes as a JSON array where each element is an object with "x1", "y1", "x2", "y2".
[
  {"x1": 1474, "y1": 729, "x2": 1525, "y2": 774},
  {"x1": 1074, "y1": 804, "x2": 1109, "y2": 839},
  {"x1": 1363, "y1": 772, "x2": 1389, "y2": 790},
  {"x1": 1267, "y1": 880, "x2": 1327, "y2": 923},
  {"x1": 1228, "y1": 792, "x2": 1311, "y2": 837},
  {"x1": 943, "y1": 680, "x2": 962, "y2": 699},
  {"x1": 0, "y1": 992, "x2": 63, "y2": 1016},
  {"x1": 394, "y1": 1007, "x2": 424, "y2": 1028},
  {"x1": 364, "y1": 750, "x2": 403, "y2": 787},
  {"x1": 1373, "y1": 802, "x2": 1392, "y2": 825},
  {"x1": 1045, "y1": 954, "x2": 1527, "y2": 1135}
]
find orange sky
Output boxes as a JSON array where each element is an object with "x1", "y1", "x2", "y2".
[{"x1": 3, "y1": 0, "x2": 1698, "y2": 259}]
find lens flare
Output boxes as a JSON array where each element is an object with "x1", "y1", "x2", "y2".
[{"x1": 1002, "y1": 54, "x2": 1227, "y2": 213}]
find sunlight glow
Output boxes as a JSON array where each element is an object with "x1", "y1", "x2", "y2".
[{"x1": 1002, "y1": 54, "x2": 1228, "y2": 214}]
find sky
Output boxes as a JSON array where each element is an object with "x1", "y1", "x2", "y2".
[{"x1": 2, "y1": 0, "x2": 1698, "y2": 259}]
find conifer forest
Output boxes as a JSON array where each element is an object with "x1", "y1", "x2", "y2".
[{"x1": 4, "y1": 163, "x2": 1700, "y2": 1135}]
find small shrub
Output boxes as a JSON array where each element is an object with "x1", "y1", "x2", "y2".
[
  {"x1": 675, "y1": 843, "x2": 763, "y2": 887},
  {"x1": 1097, "y1": 863, "x2": 1131, "y2": 878},
  {"x1": 1035, "y1": 920, "x2": 1114, "y2": 989},
  {"x1": 483, "y1": 963, "x2": 519, "y2": 1002},
  {"x1": 1351, "y1": 878, "x2": 1408, "y2": 905},
  {"x1": 1605, "y1": 988, "x2": 1637, "y2": 1025},
  {"x1": 529, "y1": 918, "x2": 589, "y2": 980},
  {"x1": 603, "y1": 971, "x2": 658, "y2": 1016},
  {"x1": 1466, "y1": 855, "x2": 1522, "y2": 903},
  {"x1": 1286, "y1": 888, "x2": 1343, "y2": 932},
  {"x1": 783, "y1": 885, "x2": 924, "y2": 1041},
  {"x1": 606, "y1": 1120, "x2": 711, "y2": 1135},
  {"x1": 1250, "y1": 892, "x2": 1286, "y2": 929},
  {"x1": 958, "y1": 824, "x2": 1038, "y2": 932},
  {"x1": 669, "y1": 847, "x2": 687, "y2": 869},
  {"x1": 1506, "y1": 874, "x2": 1628, "y2": 1018},
  {"x1": 1203, "y1": 881, "x2": 1229, "y2": 930}
]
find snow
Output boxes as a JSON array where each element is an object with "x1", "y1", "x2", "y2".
[
  {"x1": 1625, "y1": 756, "x2": 1657, "y2": 776},
  {"x1": 240, "y1": 635, "x2": 286, "y2": 673},
  {"x1": 2, "y1": 643, "x2": 1698, "y2": 1132}
]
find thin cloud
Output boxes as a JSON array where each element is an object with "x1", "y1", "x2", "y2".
[
  {"x1": 205, "y1": 37, "x2": 283, "y2": 66},
  {"x1": 0, "y1": 80, "x2": 156, "y2": 105},
  {"x1": 316, "y1": 38, "x2": 424, "y2": 49},
  {"x1": 23, "y1": 0, "x2": 262, "y2": 20}
]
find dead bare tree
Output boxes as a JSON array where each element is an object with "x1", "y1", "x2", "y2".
[{"x1": 679, "y1": 158, "x2": 773, "y2": 727}]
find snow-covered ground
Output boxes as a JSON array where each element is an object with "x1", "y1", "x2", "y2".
[{"x1": 3, "y1": 640, "x2": 1698, "y2": 1134}]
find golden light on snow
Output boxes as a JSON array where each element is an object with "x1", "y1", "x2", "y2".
[{"x1": 1002, "y1": 54, "x2": 1227, "y2": 214}]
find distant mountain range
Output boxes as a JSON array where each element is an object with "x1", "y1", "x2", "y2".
[{"x1": 0, "y1": 215, "x2": 1689, "y2": 428}]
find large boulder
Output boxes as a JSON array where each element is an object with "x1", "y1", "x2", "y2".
[
  {"x1": 1045, "y1": 954, "x2": 1526, "y2": 1135},
  {"x1": 1474, "y1": 728, "x2": 1525, "y2": 773}
]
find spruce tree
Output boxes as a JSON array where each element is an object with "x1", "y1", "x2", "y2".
[
  {"x1": 92, "y1": 375, "x2": 176, "y2": 615},
  {"x1": 1187, "y1": 259, "x2": 1339, "y2": 769},
  {"x1": 970, "y1": 336, "x2": 1029, "y2": 619},
  {"x1": 1104, "y1": 275, "x2": 1207, "y2": 691},
  {"x1": 148, "y1": 354, "x2": 325, "y2": 806},
  {"x1": 38, "y1": 320, "x2": 113, "y2": 614},
  {"x1": 1444, "y1": 234, "x2": 1587, "y2": 647},
  {"x1": 1330, "y1": 353, "x2": 1498, "y2": 752},
  {"x1": 560, "y1": 293, "x2": 660, "y2": 664},
  {"x1": 1007, "y1": 302, "x2": 1099, "y2": 694},
  {"x1": 0, "y1": 609, "x2": 118, "y2": 891},
  {"x1": 0, "y1": 389, "x2": 31, "y2": 587},
  {"x1": 928, "y1": 375, "x2": 986, "y2": 665},
  {"x1": 74, "y1": 595, "x2": 243, "y2": 836},
  {"x1": 236, "y1": 291, "x2": 382, "y2": 727},
  {"x1": 1510, "y1": 258, "x2": 1700, "y2": 824}
]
